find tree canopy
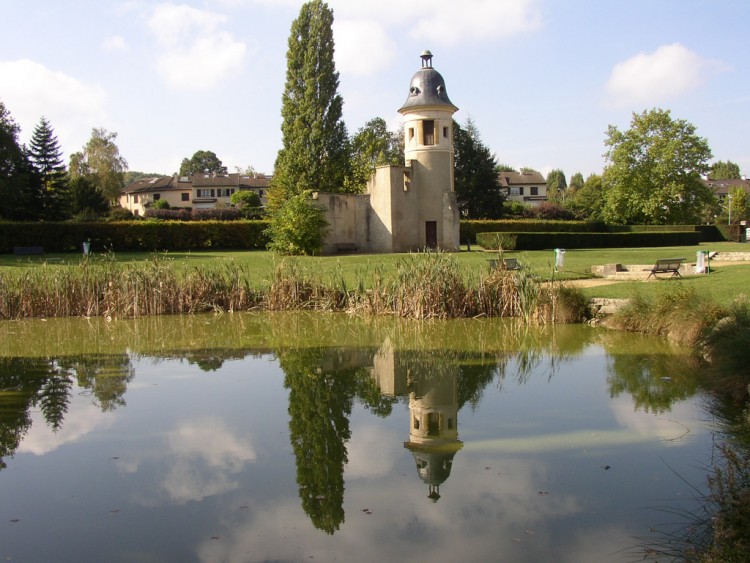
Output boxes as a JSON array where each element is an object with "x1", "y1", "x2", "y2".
[
  {"x1": 602, "y1": 108, "x2": 714, "y2": 224},
  {"x1": 0, "y1": 100, "x2": 42, "y2": 221},
  {"x1": 709, "y1": 160, "x2": 742, "y2": 180},
  {"x1": 270, "y1": 0, "x2": 350, "y2": 211},
  {"x1": 347, "y1": 117, "x2": 401, "y2": 191},
  {"x1": 70, "y1": 128, "x2": 128, "y2": 204},
  {"x1": 179, "y1": 150, "x2": 227, "y2": 176},
  {"x1": 453, "y1": 118, "x2": 504, "y2": 219},
  {"x1": 546, "y1": 169, "x2": 567, "y2": 202}
]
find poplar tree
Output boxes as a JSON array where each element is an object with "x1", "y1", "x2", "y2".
[
  {"x1": 269, "y1": 0, "x2": 350, "y2": 211},
  {"x1": 28, "y1": 117, "x2": 69, "y2": 220}
]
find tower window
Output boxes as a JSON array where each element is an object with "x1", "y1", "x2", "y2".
[
  {"x1": 423, "y1": 120, "x2": 435, "y2": 146},
  {"x1": 408, "y1": 127, "x2": 414, "y2": 141},
  {"x1": 403, "y1": 171, "x2": 411, "y2": 191},
  {"x1": 443, "y1": 126, "x2": 449, "y2": 138}
]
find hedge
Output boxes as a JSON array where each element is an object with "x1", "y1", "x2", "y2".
[
  {"x1": 461, "y1": 220, "x2": 606, "y2": 244},
  {"x1": 476, "y1": 231, "x2": 703, "y2": 251},
  {"x1": 0, "y1": 220, "x2": 271, "y2": 253}
]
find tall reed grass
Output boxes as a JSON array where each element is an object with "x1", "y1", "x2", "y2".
[{"x1": 0, "y1": 251, "x2": 590, "y2": 323}]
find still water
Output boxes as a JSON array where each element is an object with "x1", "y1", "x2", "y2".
[{"x1": 0, "y1": 313, "x2": 717, "y2": 562}]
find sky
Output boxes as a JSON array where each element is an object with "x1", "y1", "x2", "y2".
[{"x1": 1, "y1": 0, "x2": 748, "y2": 181}]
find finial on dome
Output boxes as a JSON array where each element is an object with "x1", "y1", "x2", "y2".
[{"x1": 420, "y1": 50, "x2": 433, "y2": 68}]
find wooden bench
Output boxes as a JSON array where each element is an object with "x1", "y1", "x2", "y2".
[
  {"x1": 334, "y1": 242, "x2": 358, "y2": 253},
  {"x1": 13, "y1": 246, "x2": 44, "y2": 256},
  {"x1": 488, "y1": 258, "x2": 520, "y2": 271},
  {"x1": 646, "y1": 258, "x2": 685, "y2": 279}
]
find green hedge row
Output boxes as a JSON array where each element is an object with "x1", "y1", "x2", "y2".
[
  {"x1": 461, "y1": 220, "x2": 606, "y2": 243},
  {"x1": 0, "y1": 220, "x2": 271, "y2": 253},
  {"x1": 476, "y1": 231, "x2": 703, "y2": 251}
]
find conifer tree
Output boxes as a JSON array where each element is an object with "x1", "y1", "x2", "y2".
[
  {"x1": 0, "y1": 100, "x2": 42, "y2": 220},
  {"x1": 269, "y1": 0, "x2": 350, "y2": 211},
  {"x1": 28, "y1": 117, "x2": 69, "y2": 220}
]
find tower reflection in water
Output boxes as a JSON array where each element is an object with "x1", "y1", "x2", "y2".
[{"x1": 372, "y1": 340, "x2": 463, "y2": 502}]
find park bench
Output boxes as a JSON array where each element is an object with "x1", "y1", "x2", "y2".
[
  {"x1": 12, "y1": 246, "x2": 44, "y2": 256},
  {"x1": 646, "y1": 258, "x2": 685, "y2": 279},
  {"x1": 488, "y1": 258, "x2": 520, "y2": 271},
  {"x1": 334, "y1": 242, "x2": 358, "y2": 253}
]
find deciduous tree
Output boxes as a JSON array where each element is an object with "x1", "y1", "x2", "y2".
[
  {"x1": 70, "y1": 128, "x2": 128, "y2": 204},
  {"x1": 710, "y1": 160, "x2": 741, "y2": 180},
  {"x1": 602, "y1": 108, "x2": 714, "y2": 224},
  {"x1": 347, "y1": 117, "x2": 401, "y2": 191},
  {"x1": 179, "y1": 150, "x2": 227, "y2": 176},
  {"x1": 453, "y1": 118, "x2": 504, "y2": 219},
  {"x1": 270, "y1": 0, "x2": 350, "y2": 212},
  {"x1": 0, "y1": 100, "x2": 42, "y2": 220},
  {"x1": 546, "y1": 169, "x2": 567, "y2": 202}
]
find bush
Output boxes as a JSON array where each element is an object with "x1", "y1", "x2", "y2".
[
  {"x1": 476, "y1": 230, "x2": 702, "y2": 250},
  {"x1": 266, "y1": 191, "x2": 328, "y2": 255},
  {"x1": 108, "y1": 206, "x2": 137, "y2": 221}
]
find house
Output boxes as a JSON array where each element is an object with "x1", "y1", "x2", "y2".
[
  {"x1": 316, "y1": 50, "x2": 460, "y2": 254},
  {"x1": 703, "y1": 176, "x2": 750, "y2": 202},
  {"x1": 119, "y1": 173, "x2": 271, "y2": 216},
  {"x1": 498, "y1": 170, "x2": 548, "y2": 205}
]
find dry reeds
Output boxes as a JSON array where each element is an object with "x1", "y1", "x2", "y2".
[{"x1": 0, "y1": 251, "x2": 590, "y2": 323}]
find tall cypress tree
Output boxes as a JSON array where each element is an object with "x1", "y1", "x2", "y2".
[
  {"x1": 28, "y1": 117, "x2": 69, "y2": 220},
  {"x1": 269, "y1": 0, "x2": 350, "y2": 211}
]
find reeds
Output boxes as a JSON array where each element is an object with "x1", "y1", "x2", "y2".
[{"x1": 0, "y1": 251, "x2": 590, "y2": 323}]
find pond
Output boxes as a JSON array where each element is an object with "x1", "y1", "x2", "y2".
[{"x1": 0, "y1": 313, "x2": 720, "y2": 562}]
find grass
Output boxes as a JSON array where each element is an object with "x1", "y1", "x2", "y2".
[{"x1": 3, "y1": 241, "x2": 748, "y2": 305}]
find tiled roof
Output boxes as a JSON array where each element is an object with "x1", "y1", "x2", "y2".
[
  {"x1": 122, "y1": 173, "x2": 271, "y2": 193},
  {"x1": 704, "y1": 178, "x2": 750, "y2": 196},
  {"x1": 497, "y1": 171, "x2": 546, "y2": 186}
]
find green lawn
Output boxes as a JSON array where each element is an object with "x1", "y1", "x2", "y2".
[{"x1": 2, "y1": 242, "x2": 748, "y2": 305}]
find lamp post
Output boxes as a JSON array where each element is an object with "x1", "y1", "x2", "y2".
[{"x1": 728, "y1": 193, "x2": 732, "y2": 226}]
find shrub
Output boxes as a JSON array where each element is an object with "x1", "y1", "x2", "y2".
[
  {"x1": 266, "y1": 191, "x2": 328, "y2": 255},
  {"x1": 108, "y1": 206, "x2": 137, "y2": 221}
]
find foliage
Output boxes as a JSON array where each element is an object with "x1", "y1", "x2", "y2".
[
  {"x1": 347, "y1": 117, "x2": 401, "y2": 192},
  {"x1": 496, "y1": 163, "x2": 517, "y2": 173},
  {"x1": 565, "y1": 173, "x2": 604, "y2": 220},
  {"x1": 0, "y1": 100, "x2": 43, "y2": 221},
  {"x1": 150, "y1": 199, "x2": 171, "y2": 210},
  {"x1": 28, "y1": 117, "x2": 69, "y2": 221},
  {"x1": 602, "y1": 108, "x2": 714, "y2": 224},
  {"x1": 524, "y1": 202, "x2": 574, "y2": 220},
  {"x1": 727, "y1": 186, "x2": 749, "y2": 223},
  {"x1": 269, "y1": 0, "x2": 351, "y2": 211},
  {"x1": 546, "y1": 169, "x2": 567, "y2": 203},
  {"x1": 69, "y1": 175, "x2": 109, "y2": 219},
  {"x1": 70, "y1": 128, "x2": 128, "y2": 203},
  {"x1": 453, "y1": 118, "x2": 505, "y2": 218},
  {"x1": 477, "y1": 230, "x2": 702, "y2": 250},
  {"x1": 266, "y1": 190, "x2": 328, "y2": 255},
  {"x1": 569, "y1": 172, "x2": 585, "y2": 192},
  {"x1": 710, "y1": 160, "x2": 742, "y2": 180},
  {"x1": 179, "y1": 150, "x2": 227, "y2": 176},
  {"x1": 230, "y1": 190, "x2": 263, "y2": 218},
  {"x1": 108, "y1": 206, "x2": 136, "y2": 221}
]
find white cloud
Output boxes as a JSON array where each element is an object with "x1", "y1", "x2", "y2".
[
  {"x1": 604, "y1": 43, "x2": 729, "y2": 108},
  {"x1": 333, "y1": 20, "x2": 396, "y2": 76},
  {"x1": 103, "y1": 35, "x2": 128, "y2": 52},
  {"x1": 161, "y1": 417, "x2": 257, "y2": 503},
  {"x1": 0, "y1": 59, "x2": 108, "y2": 153},
  {"x1": 147, "y1": 3, "x2": 247, "y2": 90}
]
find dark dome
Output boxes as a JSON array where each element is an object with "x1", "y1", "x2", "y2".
[{"x1": 399, "y1": 52, "x2": 457, "y2": 113}]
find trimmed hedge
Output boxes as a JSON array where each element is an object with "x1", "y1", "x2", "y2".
[
  {"x1": 0, "y1": 220, "x2": 271, "y2": 253},
  {"x1": 461, "y1": 220, "x2": 606, "y2": 244},
  {"x1": 476, "y1": 231, "x2": 703, "y2": 251}
]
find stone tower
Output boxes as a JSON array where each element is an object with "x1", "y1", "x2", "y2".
[{"x1": 398, "y1": 50, "x2": 460, "y2": 250}]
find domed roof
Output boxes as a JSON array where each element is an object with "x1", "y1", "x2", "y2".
[{"x1": 399, "y1": 51, "x2": 458, "y2": 113}]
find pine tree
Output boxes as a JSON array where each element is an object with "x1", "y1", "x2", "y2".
[
  {"x1": 269, "y1": 0, "x2": 350, "y2": 211},
  {"x1": 28, "y1": 117, "x2": 69, "y2": 220}
]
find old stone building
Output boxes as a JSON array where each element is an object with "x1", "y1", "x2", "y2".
[{"x1": 317, "y1": 51, "x2": 461, "y2": 254}]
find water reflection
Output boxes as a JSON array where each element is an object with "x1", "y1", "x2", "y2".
[{"x1": 0, "y1": 312, "x2": 716, "y2": 555}]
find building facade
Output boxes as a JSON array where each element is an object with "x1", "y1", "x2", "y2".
[
  {"x1": 119, "y1": 173, "x2": 270, "y2": 216},
  {"x1": 498, "y1": 170, "x2": 548, "y2": 205},
  {"x1": 317, "y1": 51, "x2": 461, "y2": 254}
]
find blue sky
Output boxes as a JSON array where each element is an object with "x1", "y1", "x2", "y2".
[{"x1": 1, "y1": 0, "x2": 748, "y2": 180}]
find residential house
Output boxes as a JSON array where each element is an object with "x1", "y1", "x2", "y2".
[
  {"x1": 119, "y1": 173, "x2": 271, "y2": 216},
  {"x1": 703, "y1": 176, "x2": 750, "y2": 202},
  {"x1": 498, "y1": 170, "x2": 548, "y2": 205}
]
